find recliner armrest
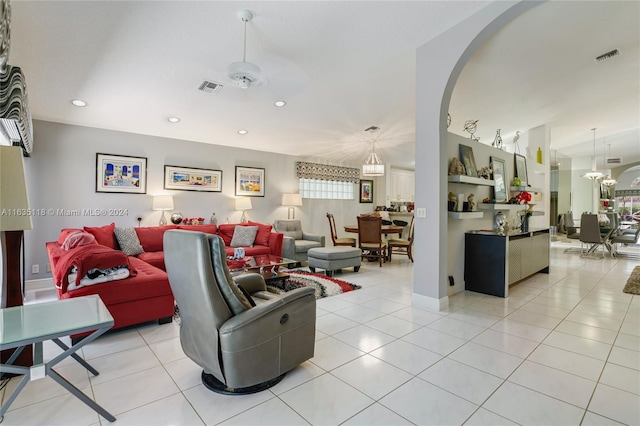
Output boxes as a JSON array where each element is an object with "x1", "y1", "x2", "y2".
[
  {"x1": 281, "y1": 236, "x2": 296, "y2": 258},
  {"x1": 220, "y1": 287, "x2": 315, "y2": 334}
]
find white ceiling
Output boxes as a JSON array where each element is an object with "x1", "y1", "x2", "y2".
[{"x1": 8, "y1": 1, "x2": 640, "y2": 171}]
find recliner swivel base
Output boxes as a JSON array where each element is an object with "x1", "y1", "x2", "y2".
[{"x1": 201, "y1": 371, "x2": 285, "y2": 395}]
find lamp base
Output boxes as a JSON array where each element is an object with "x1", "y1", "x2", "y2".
[
  {"x1": 1, "y1": 231, "x2": 33, "y2": 369},
  {"x1": 287, "y1": 207, "x2": 295, "y2": 220},
  {"x1": 240, "y1": 211, "x2": 247, "y2": 223},
  {"x1": 159, "y1": 211, "x2": 168, "y2": 226}
]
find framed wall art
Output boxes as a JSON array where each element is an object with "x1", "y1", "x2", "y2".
[
  {"x1": 96, "y1": 153, "x2": 147, "y2": 194},
  {"x1": 164, "y1": 165, "x2": 222, "y2": 192},
  {"x1": 235, "y1": 166, "x2": 265, "y2": 197},
  {"x1": 490, "y1": 156, "x2": 508, "y2": 203},
  {"x1": 359, "y1": 179, "x2": 374, "y2": 203},
  {"x1": 514, "y1": 154, "x2": 528, "y2": 186},
  {"x1": 459, "y1": 144, "x2": 478, "y2": 177}
]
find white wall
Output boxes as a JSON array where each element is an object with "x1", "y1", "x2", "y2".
[{"x1": 23, "y1": 120, "x2": 371, "y2": 281}]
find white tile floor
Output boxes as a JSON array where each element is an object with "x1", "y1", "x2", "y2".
[{"x1": 2, "y1": 241, "x2": 639, "y2": 425}]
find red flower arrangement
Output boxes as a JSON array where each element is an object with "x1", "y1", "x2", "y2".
[
  {"x1": 182, "y1": 217, "x2": 206, "y2": 225},
  {"x1": 515, "y1": 191, "x2": 532, "y2": 205}
]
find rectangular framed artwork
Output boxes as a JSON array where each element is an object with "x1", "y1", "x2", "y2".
[
  {"x1": 490, "y1": 156, "x2": 508, "y2": 203},
  {"x1": 359, "y1": 179, "x2": 374, "y2": 203},
  {"x1": 235, "y1": 166, "x2": 265, "y2": 197},
  {"x1": 164, "y1": 165, "x2": 222, "y2": 192},
  {"x1": 459, "y1": 144, "x2": 478, "y2": 177},
  {"x1": 96, "y1": 153, "x2": 147, "y2": 194},
  {"x1": 514, "y1": 154, "x2": 528, "y2": 186}
]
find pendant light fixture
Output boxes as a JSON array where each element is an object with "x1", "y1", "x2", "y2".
[
  {"x1": 583, "y1": 128, "x2": 603, "y2": 180},
  {"x1": 601, "y1": 143, "x2": 617, "y2": 187},
  {"x1": 362, "y1": 126, "x2": 384, "y2": 176},
  {"x1": 228, "y1": 9, "x2": 263, "y2": 89}
]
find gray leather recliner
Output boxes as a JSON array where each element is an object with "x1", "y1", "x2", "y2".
[
  {"x1": 273, "y1": 219, "x2": 325, "y2": 262},
  {"x1": 163, "y1": 230, "x2": 316, "y2": 394}
]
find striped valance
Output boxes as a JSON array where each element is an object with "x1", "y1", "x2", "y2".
[
  {"x1": 615, "y1": 189, "x2": 640, "y2": 197},
  {"x1": 296, "y1": 161, "x2": 360, "y2": 183}
]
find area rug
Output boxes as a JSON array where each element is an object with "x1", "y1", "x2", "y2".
[
  {"x1": 623, "y1": 266, "x2": 640, "y2": 295},
  {"x1": 268, "y1": 270, "x2": 361, "y2": 299}
]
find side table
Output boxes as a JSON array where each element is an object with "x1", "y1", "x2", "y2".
[{"x1": 0, "y1": 295, "x2": 116, "y2": 422}]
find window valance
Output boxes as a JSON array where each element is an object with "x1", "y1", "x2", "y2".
[{"x1": 296, "y1": 161, "x2": 360, "y2": 183}]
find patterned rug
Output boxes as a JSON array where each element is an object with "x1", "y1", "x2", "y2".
[
  {"x1": 268, "y1": 270, "x2": 361, "y2": 299},
  {"x1": 623, "y1": 266, "x2": 640, "y2": 295}
]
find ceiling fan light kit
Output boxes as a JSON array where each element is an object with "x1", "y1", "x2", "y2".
[{"x1": 228, "y1": 9, "x2": 263, "y2": 89}]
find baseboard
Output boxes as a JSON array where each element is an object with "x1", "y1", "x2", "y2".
[
  {"x1": 25, "y1": 278, "x2": 54, "y2": 292},
  {"x1": 412, "y1": 292, "x2": 449, "y2": 311}
]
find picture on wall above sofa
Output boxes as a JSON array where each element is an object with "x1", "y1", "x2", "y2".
[
  {"x1": 235, "y1": 166, "x2": 265, "y2": 197},
  {"x1": 96, "y1": 153, "x2": 147, "y2": 194},
  {"x1": 164, "y1": 165, "x2": 222, "y2": 192}
]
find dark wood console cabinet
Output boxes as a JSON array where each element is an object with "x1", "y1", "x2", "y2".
[{"x1": 464, "y1": 228, "x2": 550, "y2": 297}]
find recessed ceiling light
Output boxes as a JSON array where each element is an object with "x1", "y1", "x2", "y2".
[
  {"x1": 238, "y1": 129, "x2": 248, "y2": 135},
  {"x1": 71, "y1": 99, "x2": 87, "y2": 107},
  {"x1": 274, "y1": 100, "x2": 286, "y2": 107},
  {"x1": 167, "y1": 117, "x2": 181, "y2": 123}
]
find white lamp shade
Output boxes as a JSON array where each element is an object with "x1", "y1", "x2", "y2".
[
  {"x1": 235, "y1": 197, "x2": 252, "y2": 211},
  {"x1": 0, "y1": 146, "x2": 32, "y2": 231},
  {"x1": 282, "y1": 193, "x2": 302, "y2": 206},
  {"x1": 152, "y1": 195, "x2": 174, "y2": 211}
]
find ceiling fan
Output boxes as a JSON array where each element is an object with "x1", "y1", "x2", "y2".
[{"x1": 227, "y1": 9, "x2": 264, "y2": 89}]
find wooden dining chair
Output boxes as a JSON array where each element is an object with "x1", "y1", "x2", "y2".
[
  {"x1": 326, "y1": 213, "x2": 356, "y2": 247},
  {"x1": 357, "y1": 215, "x2": 386, "y2": 267},
  {"x1": 388, "y1": 217, "x2": 414, "y2": 262}
]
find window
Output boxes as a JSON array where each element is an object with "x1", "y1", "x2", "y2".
[{"x1": 299, "y1": 178, "x2": 354, "y2": 200}]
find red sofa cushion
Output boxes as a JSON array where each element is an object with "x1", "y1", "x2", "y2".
[
  {"x1": 84, "y1": 223, "x2": 117, "y2": 249},
  {"x1": 135, "y1": 225, "x2": 177, "y2": 252},
  {"x1": 217, "y1": 224, "x2": 236, "y2": 246},
  {"x1": 177, "y1": 224, "x2": 218, "y2": 234},
  {"x1": 57, "y1": 228, "x2": 83, "y2": 245},
  {"x1": 246, "y1": 221, "x2": 273, "y2": 247},
  {"x1": 137, "y1": 251, "x2": 166, "y2": 271}
]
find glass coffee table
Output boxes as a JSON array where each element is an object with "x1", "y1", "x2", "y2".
[{"x1": 228, "y1": 254, "x2": 297, "y2": 286}]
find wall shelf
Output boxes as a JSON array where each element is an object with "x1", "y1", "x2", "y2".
[
  {"x1": 447, "y1": 175, "x2": 495, "y2": 186},
  {"x1": 510, "y1": 186, "x2": 542, "y2": 194},
  {"x1": 477, "y1": 203, "x2": 524, "y2": 211},
  {"x1": 448, "y1": 211, "x2": 484, "y2": 219}
]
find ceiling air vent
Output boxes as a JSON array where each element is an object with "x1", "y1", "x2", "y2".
[
  {"x1": 595, "y1": 49, "x2": 620, "y2": 63},
  {"x1": 364, "y1": 126, "x2": 380, "y2": 133},
  {"x1": 606, "y1": 157, "x2": 622, "y2": 165},
  {"x1": 198, "y1": 80, "x2": 224, "y2": 94}
]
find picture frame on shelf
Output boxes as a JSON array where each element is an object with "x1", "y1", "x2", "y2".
[
  {"x1": 459, "y1": 144, "x2": 478, "y2": 177},
  {"x1": 164, "y1": 165, "x2": 222, "y2": 192},
  {"x1": 96, "y1": 153, "x2": 147, "y2": 194},
  {"x1": 359, "y1": 179, "x2": 373, "y2": 203},
  {"x1": 235, "y1": 166, "x2": 265, "y2": 197},
  {"x1": 514, "y1": 154, "x2": 528, "y2": 186},
  {"x1": 490, "y1": 156, "x2": 508, "y2": 203}
]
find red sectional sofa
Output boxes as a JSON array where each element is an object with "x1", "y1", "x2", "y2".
[{"x1": 46, "y1": 221, "x2": 283, "y2": 341}]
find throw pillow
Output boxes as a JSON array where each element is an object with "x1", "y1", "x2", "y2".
[
  {"x1": 217, "y1": 224, "x2": 236, "y2": 245},
  {"x1": 246, "y1": 221, "x2": 273, "y2": 246},
  {"x1": 114, "y1": 227, "x2": 144, "y2": 256},
  {"x1": 84, "y1": 223, "x2": 117, "y2": 249},
  {"x1": 61, "y1": 231, "x2": 97, "y2": 250},
  {"x1": 230, "y1": 225, "x2": 258, "y2": 248},
  {"x1": 57, "y1": 228, "x2": 83, "y2": 245}
]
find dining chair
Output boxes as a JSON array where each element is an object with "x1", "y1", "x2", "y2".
[
  {"x1": 357, "y1": 215, "x2": 387, "y2": 267},
  {"x1": 387, "y1": 217, "x2": 414, "y2": 262},
  {"x1": 563, "y1": 212, "x2": 583, "y2": 253},
  {"x1": 326, "y1": 213, "x2": 356, "y2": 247},
  {"x1": 579, "y1": 214, "x2": 606, "y2": 258},
  {"x1": 610, "y1": 227, "x2": 640, "y2": 258}
]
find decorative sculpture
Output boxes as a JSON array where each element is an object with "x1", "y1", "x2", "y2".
[
  {"x1": 495, "y1": 211, "x2": 506, "y2": 235},
  {"x1": 448, "y1": 157, "x2": 465, "y2": 175},
  {"x1": 463, "y1": 120, "x2": 479, "y2": 142},
  {"x1": 478, "y1": 166, "x2": 491, "y2": 179},
  {"x1": 467, "y1": 194, "x2": 476, "y2": 211},
  {"x1": 448, "y1": 192, "x2": 457, "y2": 212}
]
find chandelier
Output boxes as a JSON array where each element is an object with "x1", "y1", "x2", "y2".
[
  {"x1": 583, "y1": 128, "x2": 603, "y2": 180},
  {"x1": 362, "y1": 140, "x2": 384, "y2": 176}
]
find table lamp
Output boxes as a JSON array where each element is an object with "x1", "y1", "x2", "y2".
[
  {"x1": 0, "y1": 146, "x2": 33, "y2": 366},
  {"x1": 282, "y1": 193, "x2": 302, "y2": 219},
  {"x1": 235, "y1": 198, "x2": 252, "y2": 223},
  {"x1": 152, "y1": 195, "x2": 174, "y2": 226}
]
